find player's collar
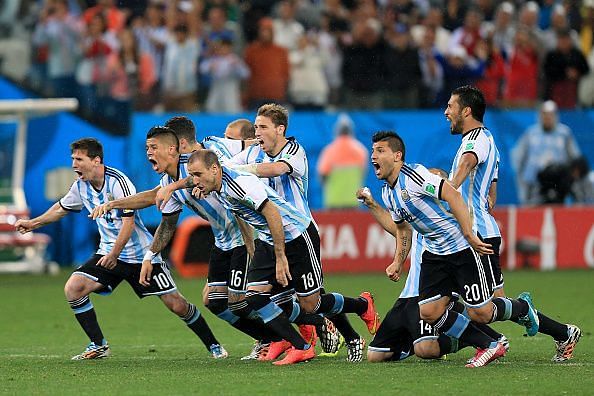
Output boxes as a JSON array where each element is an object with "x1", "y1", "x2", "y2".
[
  {"x1": 90, "y1": 165, "x2": 106, "y2": 192},
  {"x1": 462, "y1": 126, "x2": 484, "y2": 138}
]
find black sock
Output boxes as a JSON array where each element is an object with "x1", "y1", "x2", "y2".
[
  {"x1": 491, "y1": 297, "x2": 528, "y2": 322},
  {"x1": 438, "y1": 334, "x2": 472, "y2": 355},
  {"x1": 537, "y1": 312, "x2": 569, "y2": 341},
  {"x1": 449, "y1": 300, "x2": 503, "y2": 340},
  {"x1": 328, "y1": 313, "x2": 360, "y2": 342},
  {"x1": 316, "y1": 293, "x2": 367, "y2": 315},
  {"x1": 182, "y1": 303, "x2": 219, "y2": 349},
  {"x1": 229, "y1": 300, "x2": 281, "y2": 342},
  {"x1": 433, "y1": 309, "x2": 494, "y2": 349},
  {"x1": 247, "y1": 292, "x2": 306, "y2": 349},
  {"x1": 69, "y1": 296, "x2": 104, "y2": 345},
  {"x1": 294, "y1": 312, "x2": 324, "y2": 326}
]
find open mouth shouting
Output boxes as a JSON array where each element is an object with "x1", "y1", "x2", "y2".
[{"x1": 372, "y1": 161, "x2": 381, "y2": 176}]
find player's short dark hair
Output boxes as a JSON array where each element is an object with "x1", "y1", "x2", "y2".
[
  {"x1": 372, "y1": 131, "x2": 406, "y2": 160},
  {"x1": 164, "y1": 116, "x2": 196, "y2": 143},
  {"x1": 188, "y1": 149, "x2": 220, "y2": 168},
  {"x1": 146, "y1": 126, "x2": 180, "y2": 152},
  {"x1": 257, "y1": 103, "x2": 289, "y2": 132},
  {"x1": 70, "y1": 138, "x2": 103, "y2": 163},
  {"x1": 228, "y1": 118, "x2": 255, "y2": 139},
  {"x1": 452, "y1": 85, "x2": 486, "y2": 122}
]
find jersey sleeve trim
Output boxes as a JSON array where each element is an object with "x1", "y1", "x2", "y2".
[
  {"x1": 438, "y1": 178, "x2": 445, "y2": 200},
  {"x1": 256, "y1": 197, "x2": 269, "y2": 212},
  {"x1": 461, "y1": 151, "x2": 479, "y2": 165},
  {"x1": 59, "y1": 199, "x2": 81, "y2": 213},
  {"x1": 120, "y1": 209, "x2": 135, "y2": 217},
  {"x1": 277, "y1": 159, "x2": 293, "y2": 175}
]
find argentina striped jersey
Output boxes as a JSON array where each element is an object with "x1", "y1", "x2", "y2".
[
  {"x1": 201, "y1": 136, "x2": 245, "y2": 161},
  {"x1": 214, "y1": 166, "x2": 310, "y2": 244},
  {"x1": 381, "y1": 163, "x2": 469, "y2": 255},
  {"x1": 399, "y1": 231, "x2": 424, "y2": 299},
  {"x1": 159, "y1": 155, "x2": 244, "y2": 251},
  {"x1": 450, "y1": 127, "x2": 501, "y2": 238},
  {"x1": 227, "y1": 137, "x2": 312, "y2": 219},
  {"x1": 59, "y1": 166, "x2": 160, "y2": 264}
]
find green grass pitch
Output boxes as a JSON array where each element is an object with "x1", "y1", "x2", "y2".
[{"x1": 1, "y1": 270, "x2": 593, "y2": 395}]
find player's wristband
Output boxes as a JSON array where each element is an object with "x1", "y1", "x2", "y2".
[{"x1": 143, "y1": 250, "x2": 157, "y2": 262}]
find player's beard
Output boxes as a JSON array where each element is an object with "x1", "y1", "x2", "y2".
[{"x1": 450, "y1": 114, "x2": 464, "y2": 135}]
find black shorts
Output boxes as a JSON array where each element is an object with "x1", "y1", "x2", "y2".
[
  {"x1": 247, "y1": 222, "x2": 323, "y2": 297},
  {"x1": 369, "y1": 297, "x2": 437, "y2": 356},
  {"x1": 207, "y1": 245, "x2": 250, "y2": 293},
  {"x1": 419, "y1": 247, "x2": 494, "y2": 308},
  {"x1": 483, "y1": 236, "x2": 504, "y2": 291},
  {"x1": 72, "y1": 255, "x2": 177, "y2": 298}
]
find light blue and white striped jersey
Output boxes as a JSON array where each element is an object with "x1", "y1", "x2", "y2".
[
  {"x1": 399, "y1": 231, "x2": 424, "y2": 299},
  {"x1": 213, "y1": 166, "x2": 310, "y2": 244},
  {"x1": 382, "y1": 163, "x2": 469, "y2": 255},
  {"x1": 160, "y1": 155, "x2": 244, "y2": 251},
  {"x1": 59, "y1": 166, "x2": 160, "y2": 264},
  {"x1": 201, "y1": 136, "x2": 245, "y2": 161},
  {"x1": 227, "y1": 137, "x2": 312, "y2": 220},
  {"x1": 450, "y1": 127, "x2": 501, "y2": 238}
]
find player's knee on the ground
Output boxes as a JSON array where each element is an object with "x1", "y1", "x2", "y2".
[
  {"x1": 160, "y1": 292, "x2": 189, "y2": 316},
  {"x1": 298, "y1": 295, "x2": 320, "y2": 314},
  {"x1": 466, "y1": 305, "x2": 493, "y2": 324},
  {"x1": 414, "y1": 340, "x2": 441, "y2": 359},
  {"x1": 367, "y1": 350, "x2": 392, "y2": 363}
]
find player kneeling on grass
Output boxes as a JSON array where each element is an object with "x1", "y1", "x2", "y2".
[{"x1": 14, "y1": 138, "x2": 227, "y2": 360}]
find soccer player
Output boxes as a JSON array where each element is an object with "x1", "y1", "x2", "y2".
[
  {"x1": 14, "y1": 138, "x2": 226, "y2": 360},
  {"x1": 227, "y1": 103, "x2": 365, "y2": 362},
  {"x1": 182, "y1": 150, "x2": 380, "y2": 365},
  {"x1": 92, "y1": 125, "x2": 273, "y2": 350},
  {"x1": 445, "y1": 85, "x2": 582, "y2": 362}
]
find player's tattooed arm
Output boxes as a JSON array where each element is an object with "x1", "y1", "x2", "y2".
[
  {"x1": 150, "y1": 212, "x2": 180, "y2": 253},
  {"x1": 386, "y1": 221, "x2": 412, "y2": 282}
]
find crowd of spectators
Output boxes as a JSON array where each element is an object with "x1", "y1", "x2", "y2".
[{"x1": 19, "y1": 0, "x2": 594, "y2": 132}]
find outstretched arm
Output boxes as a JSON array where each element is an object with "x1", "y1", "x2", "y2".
[
  {"x1": 14, "y1": 202, "x2": 69, "y2": 234},
  {"x1": 90, "y1": 187, "x2": 160, "y2": 219},
  {"x1": 356, "y1": 187, "x2": 399, "y2": 236},
  {"x1": 232, "y1": 162, "x2": 291, "y2": 178},
  {"x1": 156, "y1": 177, "x2": 195, "y2": 210}
]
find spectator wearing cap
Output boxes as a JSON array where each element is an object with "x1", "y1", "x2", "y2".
[
  {"x1": 512, "y1": 100, "x2": 582, "y2": 205},
  {"x1": 383, "y1": 23, "x2": 422, "y2": 109},
  {"x1": 543, "y1": 27, "x2": 589, "y2": 109},
  {"x1": 316, "y1": 113, "x2": 368, "y2": 209},
  {"x1": 244, "y1": 17, "x2": 290, "y2": 109}
]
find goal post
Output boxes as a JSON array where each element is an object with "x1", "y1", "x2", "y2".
[{"x1": 0, "y1": 98, "x2": 78, "y2": 273}]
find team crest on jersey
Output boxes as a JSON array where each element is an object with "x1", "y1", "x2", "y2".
[
  {"x1": 465, "y1": 142, "x2": 475, "y2": 150},
  {"x1": 245, "y1": 197, "x2": 256, "y2": 208},
  {"x1": 107, "y1": 193, "x2": 115, "y2": 201},
  {"x1": 425, "y1": 184, "x2": 436, "y2": 195},
  {"x1": 401, "y1": 189, "x2": 410, "y2": 201},
  {"x1": 282, "y1": 153, "x2": 292, "y2": 160}
]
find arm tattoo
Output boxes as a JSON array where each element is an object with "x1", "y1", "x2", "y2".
[
  {"x1": 150, "y1": 214, "x2": 179, "y2": 252},
  {"x1": 184, "y1": 176, "x2": 195, "y2": 189},
  {"x1": 398, "y1": 233, "x2": 408, "y2": 263}
]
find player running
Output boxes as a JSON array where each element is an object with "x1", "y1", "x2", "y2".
[{"x1": 15, "y1": 138, "x2": 226, "y2": 360}]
